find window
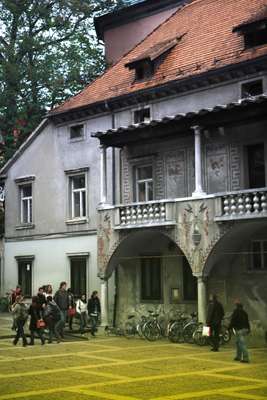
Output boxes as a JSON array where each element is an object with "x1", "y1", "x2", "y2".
[
  {"x1": 141, "y1": 257, "x2": 162, "y2": 301},
  {"x1": 135, "y1": 165, "x2": 154, "y2": 202},
  {"x1": 251, "y1": 240, "x2": 267, "y2": 270},
  {"x1": 244, "y1": 26, "x2": 267, "y2": 48},
  {"x1": 70, "y1": 257, "x2": 87, "y2": 297},
  {"x1": 246, "y1": 143, "x2": 265, "y2": 189},
  {"x1": 70, "y1": 174, "x2": 87, "y2": 219},
  {"x1": 20, "y1": 184, "x2": 32, "y2": 224},
  {"x1": 135, "y1": 61, "x2": 154, "y2": 81},
  {"x1": 241, "y1": 80, "x2": 263, "y2": 98},
  {"x1": 70, "y1": 124, "x2": 84, "y2": 140},
  {"x1": 183, "y1": 258, "x2": 197, "y2": 301},
  {"x1": 18, "y1": 259, "x2": 32, "y2": 297},
  {"x1": 133, "y1": 107, "x2": 151, "y2": 124}
]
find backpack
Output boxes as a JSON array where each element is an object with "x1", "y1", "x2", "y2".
[{"x1": 17, "y1": 304, "x2": 28, "y2": 321}]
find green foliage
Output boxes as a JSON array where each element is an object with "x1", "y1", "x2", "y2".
[
  {"x1": 0, "y1": 297, "x2": 8, "y2": 312},
  {"x1": 0, "y1": 0, "x2": 115, "y2": 165}
]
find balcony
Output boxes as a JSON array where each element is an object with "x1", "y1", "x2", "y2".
[
  {"x1": 113, "y1": 200, "x2": 176, "y2": 230},
  {"x1": 214, "y1": 188, "x2": 267, "y2": 222}
]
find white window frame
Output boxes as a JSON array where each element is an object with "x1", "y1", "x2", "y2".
[
  {"x1": 70, "y1": 173, "x2": 87, "y2": 219},
  {"x1": 251, "y1": 240, "x2": 267, "y2": 271},
  {"x1": 132, "y1": 106, "x2": 151, "y2": 124},
  {"x1": 20, "y1": 184, "x2": 32, "y2": 224},
  {"x1": 135, "y1": 164, "x2": 154, "y2": 202}
]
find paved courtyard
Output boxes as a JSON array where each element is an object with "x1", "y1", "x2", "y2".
[{"x1": 0, "y1": 314, "x2": 266, "y2": 400}]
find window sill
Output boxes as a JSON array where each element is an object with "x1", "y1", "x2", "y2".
[
  {"x1": 69, "y1": 137, "x2": 85, "y2": 143},
  {"x1": 15, "y1": 224, "x2": 35, "y2": 230},
  {"x1": 65, "y1": 218, "x2": 88, "y2": 225}
]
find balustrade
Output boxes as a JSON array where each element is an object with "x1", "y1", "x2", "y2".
[
  {"x1": 120, "y1": 202, "x2": 167, "y2": 226},
  {"x1": 221, "y1": 190, "x2": 267, "y2": 218}
]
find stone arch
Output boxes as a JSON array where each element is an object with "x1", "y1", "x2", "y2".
[{"x1": 104, "y1": 228, "x2": 191, "y2": 278}]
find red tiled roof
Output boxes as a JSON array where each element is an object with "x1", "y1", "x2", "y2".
[{"x1": 51, "y1": 0, "x2": 267, "y2": 115}]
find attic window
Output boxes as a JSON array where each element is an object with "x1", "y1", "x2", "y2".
[
  {"x1": 133, "y1": 107, "x2": 151, "y2": 124},
  {"x1": 125, "y1": 36, "x2": 180, "y2": 82},
  {"x1": 245, "y1": 26, "x2": 267, "y2": 48},
  {"x1": 233, "y1": 19, "x2": 267, "y2": 49},
  {"x1": 135, "y1": 61, "x2": 154, "y2": 81},
  {"x1": 241, "y1": 79, "x2": 263, "y2": 98}
]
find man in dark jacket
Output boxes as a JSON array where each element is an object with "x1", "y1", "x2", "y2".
[
  {"x1": 229, "y1": 301, "x2": 250, "y2": 363},
  {"x1": 206, "y1": 294, "x2": 225, "y2": 352},
  {"x1": 87, "y1": 291, "x2": 101, "y2": 336},
  {"x1": 54, "y1": 282, "x2": 68, "y2": 337}
]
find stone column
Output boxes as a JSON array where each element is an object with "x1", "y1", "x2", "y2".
[
  {"x1": 197, "y1": 276, "x2": 207, "y2": 323},
  {"x1": 100, "y1": 145, "x2": 107, "y2": 205},
  {"x1": 100, "y1": 277, "x2": 109, "y2": 327},
  {"x1": 192, "y1": 125, "x2": 206, "y2": 197}
]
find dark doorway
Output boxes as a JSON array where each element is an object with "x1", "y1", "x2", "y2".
[
  {"x1": 18, "y1": 260, "x2": 32, "y2": 297},
  {"x1": 247, "y1": 143, "x2": 265, "y2": 189},
  {"x1": 70, "y1": 257, "x2": 87, "y2": 297}
]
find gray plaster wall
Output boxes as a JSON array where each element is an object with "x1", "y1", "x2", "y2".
[{"x1": 5, "y1": 114, "x2": 112, "y2": 239}]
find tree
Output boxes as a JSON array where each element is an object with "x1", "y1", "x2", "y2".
[{"x1": 0, "y1": 0, "x2": 115, "y2": 164}]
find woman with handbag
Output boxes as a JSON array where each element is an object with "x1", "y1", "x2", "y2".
[
  {"x1": 76, "y1": 294, "x2": 87, "y2": 334},
  {"x1": 28, "y1": 296, "x2": 45, "y2": 345}
]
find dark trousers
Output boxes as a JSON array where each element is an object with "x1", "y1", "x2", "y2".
[
  {"x1": 90, "y1": 315, "x2": 98, "y2": 334},
  {"x1": 30, "y1": 328, "x2": 45, "y2": 345},
  {"x1": 210, "y1": 323, "x2": 221, "y2": 350},
  {"x1": 14, "y1": 319, "x2": 27, "y2": 345}
]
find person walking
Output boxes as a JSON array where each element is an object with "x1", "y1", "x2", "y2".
[
  {"x1": 11, "y1": 296, "x2": 28, "y2": 347},
  {"x1": 229, "y1": 301, "x2": 250, "y2": 363},
  {"x1": 206, "y1": 294, "x2": 225, "y2": 352},
  {"x1": 54, "y1": 281, "x2": 68, "y2": 338},
  {"x1": 87, "y1": 291, "x2": 101, "y2": 337},
  {"x1": 28, "y1": 296, "x2": 45, "y2": 345},
  {"x1": 43, "y1": 296, "x2": 62, "y2": 343},
  {"x1": 36, "y1": 286, "x2": 47, "y2": 318},
  {"x1": 76, "y1": 294, "x2": 87, "y2": 334}
]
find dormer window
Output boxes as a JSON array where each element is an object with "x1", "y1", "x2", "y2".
[
  {"x1": 133, "y1": 107, "x2": 151, "y2": 124},
  {"x1": 125, "y1": 36, "x2": 181, "y2": 82},
  {"x1": 233, "y1": 19, "x2": 267, "y2": 49},
  {"x1": 241, "y1": 79, "x2": 263, "y2": 98},
  {"x1": 135, "y1": 61, "x2": 154, "y2": 81}
]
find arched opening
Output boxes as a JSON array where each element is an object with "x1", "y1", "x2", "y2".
[
  {"x1": 203, "y1": 220, "x2": 267, "y2": 330},
  {"x1": 106, "y1": 229, "x2": 197, "y2": 326}
]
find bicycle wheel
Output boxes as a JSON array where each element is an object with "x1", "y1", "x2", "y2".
[
  {"x1": 124, "y1": 321, "x2": 136, "y2": 338},
  {"x1": 168, "y1": 321, "x2": 184, "y2": 343},
  {"x1": 143, "y1": 321, "x2": 161, "y2": 341},
  {"x1": 193, "y1": 326, "x2": 207, "y2": 346},
  {"x1": 183, "y1": 322, "x2": 198, "y2": 343},
  {"x1": 220, "y1": 325, "x2": 231, "y2": 344}
]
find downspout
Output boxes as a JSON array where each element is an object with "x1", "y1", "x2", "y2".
[{"x1": 104, "y1": 101, "x2": 118, "y2": 327}]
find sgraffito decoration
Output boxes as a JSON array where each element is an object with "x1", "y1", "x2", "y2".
[{"x1": 176, "y1": 200, "x2": 231, "y2": 275}]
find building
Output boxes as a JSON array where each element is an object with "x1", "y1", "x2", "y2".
[{"x1": 1, "y1": 0, "x2": 267, "y2": 332}]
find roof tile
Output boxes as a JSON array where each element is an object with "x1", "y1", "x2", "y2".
[{"x1": 51, "y1": 0, "x2": 267, "y2": 115}]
